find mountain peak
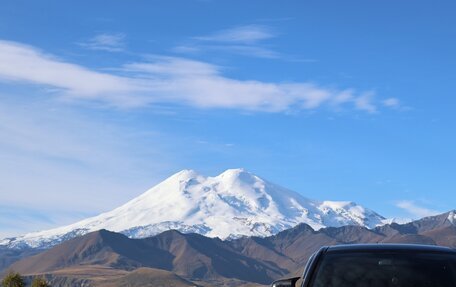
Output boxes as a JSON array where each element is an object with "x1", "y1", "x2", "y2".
[
  {"x1": 216, "y1": 168, "x2": 259, "y2": 184},
  {"x1": 219, "y1": 168, "x2": 248, "y2": 175},
  {"x1": 169, "y1": 169, "x2": 201, "y2": 180},
  {"x1": 167, "y1": 168, "x2": 258, "y2": 184}
]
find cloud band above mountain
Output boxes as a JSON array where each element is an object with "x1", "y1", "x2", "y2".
[{"x1": 0, "y1": 40, "x2": 392, "y2": 113}]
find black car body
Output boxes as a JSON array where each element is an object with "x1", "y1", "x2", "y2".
[{"x1": 271, "y1": 244, "x2": 456, "y2": 287}]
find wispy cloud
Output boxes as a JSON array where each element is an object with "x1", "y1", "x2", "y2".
[
  {"x1": 175, "y1": 25, "x2": 281, "y2": 59},
  {"x1": 79, "y1": 33, "x2": 126, "y2": 52},
  {"x1": 172, "y1": 45, "x2": 201, "y2": 54},
  {"x1": 383, "y1": 97, "x2": 400, "y2": 108},
  {"x1": 195, "y1": 25, "x2": 274, "y2": 44},
  {"x1": 219, "y1": 45, "x2": 279, "y2": 58},
  {"x1": 355, "y1": 92, "x2": 377, "y2": 113},
  {"x1": 173, "y1": 44, "x2": 280, "y2": 59},
  {"x1": 0, "y1": 40, "x2": 381, "y2": 113},
  {"x1": 0, "y1": 40, "x2": 146, "y2": 106},
  {"x1": 396, "y1": 200, "x2": 441, "y2": 218}
]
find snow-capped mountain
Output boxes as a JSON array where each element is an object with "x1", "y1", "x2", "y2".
[{"x1": 1, "y1": 168, "x2": 387, "y2": 249}]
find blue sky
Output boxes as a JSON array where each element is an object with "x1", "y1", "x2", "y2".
[{"x1": 1, "y1": 0, "x2": 455, "y2": 237}]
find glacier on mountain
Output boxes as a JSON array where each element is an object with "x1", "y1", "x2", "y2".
[{"x1": 1, "y1": 168, "x2": 387, "y2": 249}]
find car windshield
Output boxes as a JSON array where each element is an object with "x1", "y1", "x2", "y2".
[{"x1": 310, "y1": 252, "x2": 456, "y2": 287}]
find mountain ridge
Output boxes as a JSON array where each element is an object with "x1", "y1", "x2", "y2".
[{"x1": 5, "y1": 210, "x2": 456, "y2": 286}]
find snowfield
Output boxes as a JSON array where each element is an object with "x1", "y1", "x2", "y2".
[{"x1": 1, "y1": 168, "x2": 388, "y2": 249}]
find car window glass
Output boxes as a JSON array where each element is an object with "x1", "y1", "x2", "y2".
[{"x1": 310, "y1": 252, "x2": 456, "y2": 287}]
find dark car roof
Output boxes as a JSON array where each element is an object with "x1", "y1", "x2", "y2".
[{"x1": 326, "y1": 244, "x2": 456, "y2": 254}]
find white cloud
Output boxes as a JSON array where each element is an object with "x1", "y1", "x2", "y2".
[
  {"x1": 0, "y1": 40, "x2": 148, "y2": 106},
  {"x1": 206, "y1": 44, "x2": 280, "y2": 59},
  {"x1": 195, "y1": 25, "x2": 274, "y2": 44},
  {"x1": 173, "y1": 43, "x2": 279, "y2": 59},
  {"x1": 383, "y1": 97, "x2": 400, "y2": 108},
  {"x1": 0, "y1": 40, "x2": 381, "y2": 113},
  {"x1": 176, "y1": 25, "x2": 280, "y2": 59},
  {"x1": 172, "y1": 45, "x2": 201, "y2": 54},
  {"x1": 79, "y1": 33, "x2": 126, "y2": 52},
  {"x1": 124, "y1": 57, "x2": 370, "y2": 111},
  {"x1": 396, "y1": 200, "x2": 440, "y2": 218},
  {"x1": 355, "y1": 92, "x2": 377, "y2": 113},
  {"x1": 331, "y1": 89, "x2": 355, "y2": 105}
]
